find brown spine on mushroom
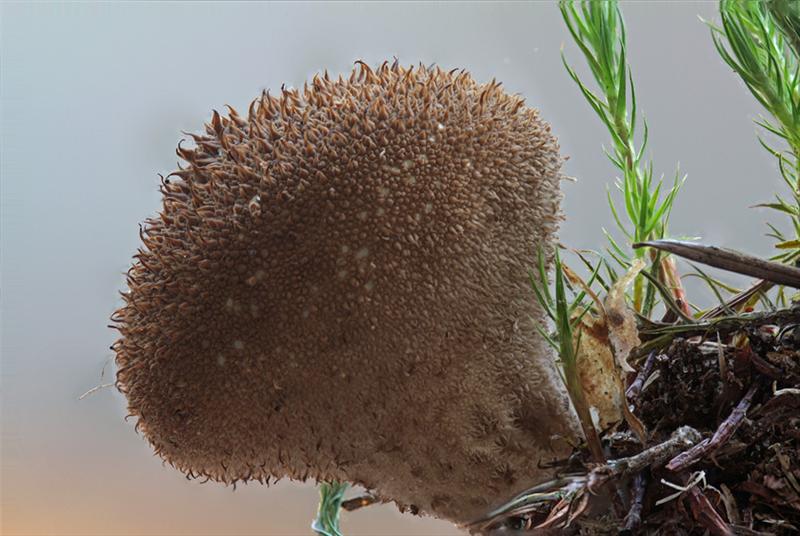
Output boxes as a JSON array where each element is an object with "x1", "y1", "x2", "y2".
[{"x1": 113, "y1": 61, "x2": 579, "y2": 524}]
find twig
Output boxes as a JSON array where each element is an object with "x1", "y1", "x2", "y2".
[
  {"x1": 685, "y1": 484, "x2": 734, "y2": 536},
  {"x1": 750, "y1": 352, "x2": 783, "y2": 380},
  {"x1": 604, "y1": 426, "x2": 702, "y2": 479},
  {"x1": 719, "y1": 484, "x2": 740, "y2": 527},
  {"x1": 467, "y1": 426, "x2": 702, "y2": 533},
  {"x1": 641, "y1": 306, "x2": 800, "y2": 337},
  {"x1": 666, "y1": 382, "x2": 761, "y2": 472},
  {"x1": 622, "y1": 471, "x2": 648, "y2": 534},
  {"x1": 701, "y1": 279, "x2": 774, "y2": 320},
  {"x1": 626, "y1": 351, "x2": 659, "y2": 404},
  {"x1": 633, "y1": 240, "x2": 800, "y2": 288}
]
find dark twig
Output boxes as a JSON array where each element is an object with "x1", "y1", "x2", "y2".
[
  {"x1": 633, "y1": 240, "x2": 800, "y2": 288},
  {"x1": 750, "y1": 351, "x2": 784, "y2": 380},
  {"x1": 666, "y1": 382, "x2": 761, "y2": 472},
  {"x1": 622, "y1": 471, "x2": 648, "y2": 534},
  {"x1": 626, "y1": 351, "x2": 659, "y2": 404},
  {"x1": 685, "y1": 485, "x2": 735, "y2": 536}
]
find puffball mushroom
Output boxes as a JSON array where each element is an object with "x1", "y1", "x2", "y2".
[{"x1": 112, "y1": 60, "x2": 578, "y2": 525}]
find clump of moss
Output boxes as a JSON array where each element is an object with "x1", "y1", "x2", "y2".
[{"x1": 112, "y1": 61, "x2": 577, "y2": 524}]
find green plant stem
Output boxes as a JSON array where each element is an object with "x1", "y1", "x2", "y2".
[
  {"x1": 563, "y1": 359, "x2": 606, "y2": 463},
  {"x1": 530, "y1": 247, "x2": 605, "y2": 463},
  {"x1": 312, "y1": 482, "x2": 348, "y2": 536},
  {"x1": 769, "y1": 0, "x2": 800, "y2": 64},
  {"x1": 711, "y1": 0, "x2": 800, "y2": 263},
  {"x1": 560, "y1": 0, "x2": 684, "y2": 314},
  {"x1": 607, "y1": 90, "x2": 647, "y2": 311}
]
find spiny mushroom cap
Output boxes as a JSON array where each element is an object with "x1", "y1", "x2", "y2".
[{"x1": 113, "y1": 61, "x2": 578, "y2": 524}]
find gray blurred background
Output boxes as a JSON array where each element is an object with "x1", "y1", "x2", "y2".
[{"x1": 0, "y1": 2, "x2": 786, "y2": 535}]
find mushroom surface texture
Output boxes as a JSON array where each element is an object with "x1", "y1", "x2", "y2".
[{"x1": 113, "y1": 61, "x2": 578, "y2": 525}]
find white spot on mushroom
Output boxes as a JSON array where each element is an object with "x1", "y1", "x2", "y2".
[
  {"x1": 340, "y1": 245, "x2": 350, "y2": 254},
  {"x1": 364, "y1": 280, "x2": 375, "y2": 292},
  {"x1": 376, "y1": 207, "x2": 385, "y2": 217},
  {"x1": 402, "y1": 159, "x2": 414, "y2": 171},
  {"x1": 424, "y1": 203, "x2": 433, "y2": 214},
  {"x1": 357, "y1": 210, "x2": 368, "y2": 221},
  {"x1": 248, "y1": 195, "x2": 261, "y2": 216},
  {"x1": 337, "y1": 269, "x2": 348, "y2": 279},
  {"x1": 216, "y1": 354, "x2": 226, "y2": 366},
  {"x1": 233, "y1": 340, "x2": 244, "y2": 350},
  {"x1": 437, "y1": 122, "x2": 445, "y2": 131},
  {"x1": 403, "y1": 176, "x2": 416, "y2": 185},
  {"x1": 355, "y1": 247, "x2": 369, "y2": 260},
  {"x1": 225, "y1": 297, "x2": 235, "y2": 310}
]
